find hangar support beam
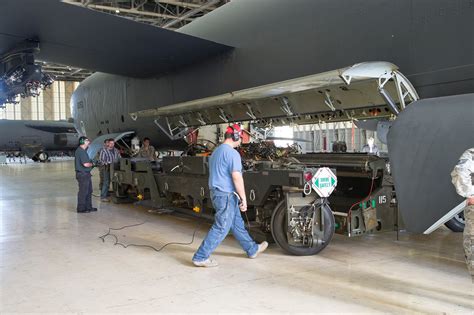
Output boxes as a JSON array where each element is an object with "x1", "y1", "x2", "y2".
[{"x1": 63, "y1": 0, "x2": 226, "y2": 29}]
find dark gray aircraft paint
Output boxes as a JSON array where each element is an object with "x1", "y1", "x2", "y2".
[
  {"x1": 1, "y1": 0, "x2": 473, "y2": 231},
  {"x1": 0, "y1": 0, "x2": 230, "y2": 78},
  {"x1": 0, "y1": 120, "x2": 78, "y2": 159},
  {"x1": 388, "y1": 94, "x2": 474, "y2": 233},
  {"x1": 71, "y1": 0, "x2": 473, "y2": 142}
]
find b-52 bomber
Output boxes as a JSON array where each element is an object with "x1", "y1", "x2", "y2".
[
  {"x1": 0, "y1": 0, "x2": 473, "y2": 259},
  {"x1": 0, "y1": 119, "x2": 78, "y2": 162}
]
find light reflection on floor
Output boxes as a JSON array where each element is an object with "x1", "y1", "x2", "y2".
[{"x1": 0, "y1": 161, "x2": 472, "y2": 313}]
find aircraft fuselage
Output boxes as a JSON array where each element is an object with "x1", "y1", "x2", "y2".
[
  {"x1": 71, "y1": 0, "x2": 474, "y2": 145},
  {"x1": 0, "y1": 120, "x2": 78, "y2": 158}
]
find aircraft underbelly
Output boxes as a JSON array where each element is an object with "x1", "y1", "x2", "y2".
[
  {"x1": 387, "y1": 93, "x2": 474, "y2": 233},
  {"x1": 72, "y1": 74, "x2": 187, "y2": 149}
]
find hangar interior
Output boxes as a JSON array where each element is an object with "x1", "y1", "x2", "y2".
[{"x1": 0, "y1": 0, "x2": 473, "y2": 313}]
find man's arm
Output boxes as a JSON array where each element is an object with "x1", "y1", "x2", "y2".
[
  {"x1": 451, "y1": 155, "x2": 474, "y2": 198},
  {"x1": 81, "y1": 150, "x2": 93, "y2": 168},
  {"x1": 82, "y1": 157, "x2": 93, "y2": 168},
  {"x1": 451, "y1": 150, "x2": 474, "y2": 204},
  {"x1": 232, "y1": 171, "x2": 247, "y2": 212}
]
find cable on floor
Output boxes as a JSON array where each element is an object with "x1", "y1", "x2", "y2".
[
  {"x1": 99, "y1": 220, "x2": 202, "y2": 253},
  {"x1": 99, "y1": 208, "x2": 253, "y2": 253}
]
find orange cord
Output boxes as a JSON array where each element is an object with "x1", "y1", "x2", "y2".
[{"x1": 347, "y1": 176, "x2": 375, "y2": 221}]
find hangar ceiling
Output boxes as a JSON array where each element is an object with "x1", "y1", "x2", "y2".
[{"x1": 45, "y1": 0, "x2": 229, "y2": 81}]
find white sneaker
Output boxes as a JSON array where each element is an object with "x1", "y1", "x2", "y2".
[
  {"x1": 249, "y1": 241, "x2": 268, "y2": 259},
  {"x1": 193, "y1": 258, "x2": 219, "y2": 267}
]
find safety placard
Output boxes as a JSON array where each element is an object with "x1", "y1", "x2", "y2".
[{"x1": 311, "y1": 167, "x2": 337, "y2": 197}]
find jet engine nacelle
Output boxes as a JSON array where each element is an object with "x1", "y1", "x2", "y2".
[{"x1": 53, "y1": 133, "x2": 78, "y2": 148}]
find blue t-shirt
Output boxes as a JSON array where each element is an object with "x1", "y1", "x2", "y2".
[{"x1": 209, "y1": 143, "x2": 242, "y2": 193}]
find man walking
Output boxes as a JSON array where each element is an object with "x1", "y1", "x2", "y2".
[
  {"x1": 98, "y1": 138, "x2": 121, "y2": 202},
  {"x1": 75, "y1": 136, "x2": 97, "y2": 213},
  {"x1": 192, "y1": 124, "x2": 268, "y2": 267},
  {"x1": 451, "y1": 148, "x2": 474, "y2": 278}
]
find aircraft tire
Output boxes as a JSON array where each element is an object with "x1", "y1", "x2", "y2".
[
  {"x1": 444, "y1": 213, "x2": 465, "y2": 232},
  {"x1": 35, "y1": 152, "x2": 49, "y2": 163},
  {"x1": 271, "y1": 200, "x2": 334, "y2": 256}
]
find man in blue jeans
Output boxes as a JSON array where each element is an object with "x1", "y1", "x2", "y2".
[{"x1": 192, "y1": 124, "x2": 268, "y2": 267}]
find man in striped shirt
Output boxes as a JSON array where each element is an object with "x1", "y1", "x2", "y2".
[
  {"x1": 98, "y1": 139, "x2": 108, "y2": 193},
  {"x1": 99, "y1": 138, "x2": 121, "y2": 201}
]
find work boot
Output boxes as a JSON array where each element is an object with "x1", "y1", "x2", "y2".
[
  {"x1": 87, "y1": 207, "x2": 98, "y2": 212},
  {"x1": 249, "y1": 241, "x2": 268, "y2": 259},
  {"x1": 77, "y1": 209, "x2": 91, "y2": 213},
  {"x1": 193, "y1": 258, "x2": 218, "y2": 267}
]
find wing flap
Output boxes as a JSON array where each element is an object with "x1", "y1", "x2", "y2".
[{"x1": 131, "y1": 62, "x2": 408, "y2": 128}]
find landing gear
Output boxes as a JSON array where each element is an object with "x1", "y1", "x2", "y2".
[
  {"x1": 271, "y1": 198, "x2": 335, "y2": 256},
  {"x1": 32, "y1": 152, "x2": 49, "y2": 162},
  {"x1": 445, "y1": 212, "x2": 465, "y2": 232}
]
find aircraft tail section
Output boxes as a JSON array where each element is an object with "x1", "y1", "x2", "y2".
[{"x1": 387, "y1": 94, "x2": 474, "y2": 233}]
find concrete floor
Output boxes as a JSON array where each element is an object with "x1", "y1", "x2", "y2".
[{"x1": 0, "y1": 161, "x2": 473, "y2": 313}]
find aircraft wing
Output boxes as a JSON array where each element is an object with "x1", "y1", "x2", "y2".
[
  {"x1": 0, "y1": 0, "x2": 231, "y2": 78},
  {"x1": 23, "y1": 120, "x2": 77, "y2": 134},
  {"x1": 130, "y1": 62, "x2": 418, "y2": 137}
]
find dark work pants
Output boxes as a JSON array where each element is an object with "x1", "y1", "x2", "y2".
[
  {"x1": 76, "y1": 171, "x2": 93, "y2": 211},
  {"x1": 100, "y1": 164, "x2": 111, "y2": 198},
  {"x1": 99, "y1": 165, "x2": 106, "y2": 192}
]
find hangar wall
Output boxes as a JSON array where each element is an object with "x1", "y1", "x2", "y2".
[
  {"x1": 202, "y1": 122, "x2": 386, "y2": 154},
  {"x1": 0, "y1": 81, "x2": 79, "y2": 121},
  {"x1": 293, "y1": 123, "x2": 387, "y2": 153}
]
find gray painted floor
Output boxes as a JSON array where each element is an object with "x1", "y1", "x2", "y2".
[{"x1": 1, "y1": 161, "x2": 473, "y2": 313}]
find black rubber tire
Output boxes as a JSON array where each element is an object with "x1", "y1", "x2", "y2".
[
  {"x1": 33, "y1": 152, "x2": 49, "y2": 163},
  {"x1": 445, "y1": 213, "x2": 465, "y2": 232},
  {"x1": 38, "y1": 152, "x2": 49, "y2": 163},
  {"x1": 271, "y1": 200, "x2": 335, "y2": 256}
]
